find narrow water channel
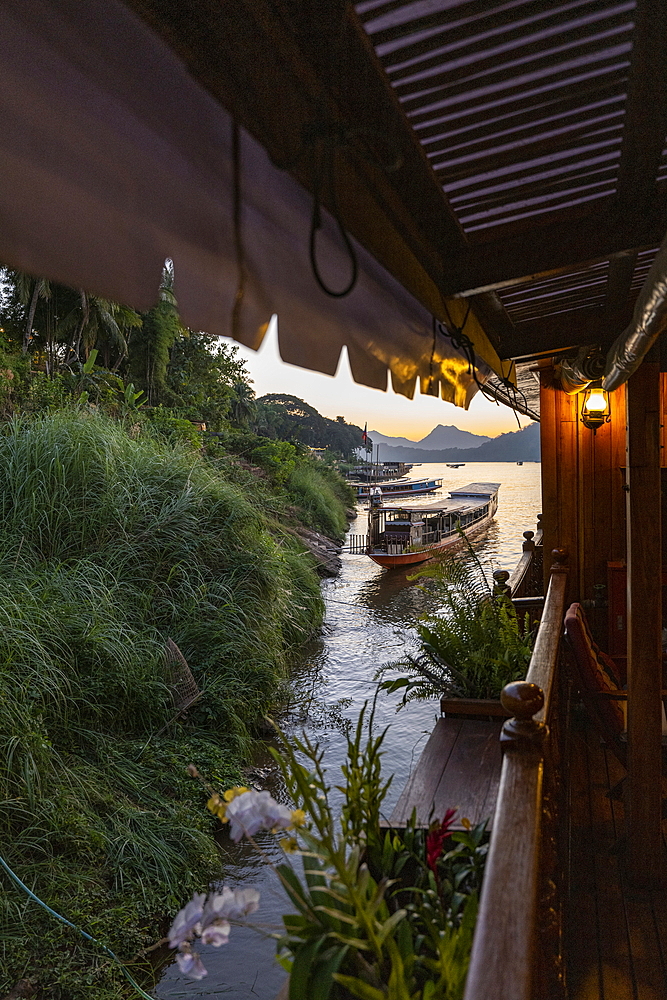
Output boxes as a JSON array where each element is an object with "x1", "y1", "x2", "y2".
[{"x1": 156, "y1": 462, "x2": 542, "y2": 1000}]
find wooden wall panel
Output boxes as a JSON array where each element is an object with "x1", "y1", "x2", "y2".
[{"x1": 539, "y1": 372, "x2": 626, "y2": 614}]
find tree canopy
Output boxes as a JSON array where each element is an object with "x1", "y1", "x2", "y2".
[{"x1": 256, "y1": 393, "x2": 366, "y2": 457}]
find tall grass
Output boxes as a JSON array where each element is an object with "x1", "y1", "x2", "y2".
[
  {"x1": 286, "y1": 462, "x2": 355, "y2": 540},
  {"x1": 0, "y1": 410, "x2": 328, "y2": 998}
]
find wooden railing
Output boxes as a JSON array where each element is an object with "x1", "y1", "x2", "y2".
[
  {"x1": 464, "y1": 549, "x2": 569, "y2": 1000},
  {"x1": 508, "y1": 513, "x2": 544, "y2": 598}
]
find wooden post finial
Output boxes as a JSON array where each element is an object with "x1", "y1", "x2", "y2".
[
  {"x1": 500, "y1": 681, "x2": 548, "y2": 747},
  {"x1": 492, "y1": 569, "x2": 511, "y2": 601},
  {"x1": 522, "y1": 530, "x2": 535, "y2": 551},
  {"x1": 550, "y1": 548, "x2": 568, "y2": 573}
]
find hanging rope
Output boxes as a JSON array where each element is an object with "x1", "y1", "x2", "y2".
[
  {"x1": 308, "y1": 123, "x2": 358, "y2": 298},
  {"x1": 0, "y1": 854, "x2": 156, "y2": 1000},
  {"x1": 231, "y1": 120, "x2": 246, "y2": 340}
]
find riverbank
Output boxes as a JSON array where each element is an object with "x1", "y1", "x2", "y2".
[
  {"x1": 0, "y1": 410, "x2": 354, "y2": 1000},
  {"x1": 157, "y1": 462, "x2": 542, "y2": 999}
]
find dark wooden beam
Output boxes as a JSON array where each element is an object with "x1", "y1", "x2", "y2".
[
  {"x1": 615, "y1": 0, "x2": 667, "y2": 220},
  {"x1": 497, "y1": 304, "x2": 634, "y2": 360},
  {"x1": 443, "y1": 199, "x2": 667, "y2": 297},
  {"x1": 625, "y1": 350, "x2": 664, "y2": 886},
  {"x1": 469, "y1": 292, "x2": 516, "y2": 352},
  {"x1": 603, "y1": 250, "x2": 638, "y2": 315}
]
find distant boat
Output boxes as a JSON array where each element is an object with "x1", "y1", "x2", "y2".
[
  {"x1": 517, "y1": 461, "x2": 523, "y2": 465},
  {"x1": 446, "y1": 463, "x2": 465, "y2": 468},
  {"x1": 366, "y1": 483, "x2": 500, "y2": 569},
  {"x1": 355, "y1": 477, "x2": 442, "y2": 500}
]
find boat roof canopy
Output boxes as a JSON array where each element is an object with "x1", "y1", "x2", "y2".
[
  {"x1": 448, "y1": 483, "x2": 501, "y2": 497},
  {"x1": 381, "y1": 483, "x2": 499, "y2": 515},
  {"x1": 382, "y1": 499, "x2": 484, "y2": 515}
]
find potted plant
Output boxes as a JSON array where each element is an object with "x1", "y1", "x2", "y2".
[
  {"x1": 168, "y1": 708, "x2": 486, "y2": 1000},
  {"x1": 379, "y1": 537, "x2": 534, "y2": 718}
]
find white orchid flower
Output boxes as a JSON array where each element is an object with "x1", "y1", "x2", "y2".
[
  {"x1": 167, "y1": 892, "x2": 206, "y2": 948},
  {"x1": 225, "y1": 789, "x2": 292, "y2": 842}
]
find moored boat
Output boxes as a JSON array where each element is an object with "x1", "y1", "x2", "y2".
[
  {"x1": 366, "y1": 483, "x2": 500, "y2": 568},
  {"x1": 354, "y1": 476, "x2": 442, "y2": 499}
]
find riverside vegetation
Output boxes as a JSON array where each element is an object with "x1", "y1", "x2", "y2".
[{"x1": 0, "y1": 268, "x2": 358, "y2": 999}]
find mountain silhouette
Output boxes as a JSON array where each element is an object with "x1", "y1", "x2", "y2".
[
  {"x1": 372, "y1": 423, "x2": 540, "y2": 463},
  {"x1": 370, "y1": 423, "x2": 490, "y2": 454}
]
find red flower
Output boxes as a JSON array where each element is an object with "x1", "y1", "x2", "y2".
[{"x1": 426, "y1": 808, "x2": 457, "y2": 875}]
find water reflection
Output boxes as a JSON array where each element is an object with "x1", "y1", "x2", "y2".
[{"x1": 157, "y1": 463, "x2": 541, "y2": 1000}]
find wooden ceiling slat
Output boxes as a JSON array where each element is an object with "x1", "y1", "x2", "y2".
[
  {"x1": 368, "y1": 0, "x2": 528, "y2": 47},
  {"x1": 458, "y1": 186, "x2": 617, "y2": 229},
  {"x1": 449, "y1": 166, "x2": 618, "y2": 213},
  {"x1": 401, "y1": 39, "x2": 632, "y2": 120},
  {"x1": 442, "y1": 142, "x2": 620, "y2": 198},
  {"x1": 432, "y1": 121, "x2": 623, "y2": 183},
  {"x1": 497, "y1": 306, "x2": 610, "y2": 358},
  {"x1": 500, "y1": 269, "x2": 610, "y2": 301},
  {"x1": 505, "y1": 281, "x2": 609, "y2": 304},
  {"x1": 413, "y1": 73, "x2": 628, "y2": 142},
  {"x1": 502, "y1": 271, "x2": 610, "y2": 299},
  {"x1": 447, "y1": 156, "x2": 618, "y2": 204},
  {"x1": 463, "y1": 188, "x2": 616, "y2": 232},
  {"x1": 507, "y1": 289, "x2": 608, "y2": 315},
  {"x1": 422, "y1": 95, "x2": 625, "y2": 158},
  {"x1": 384, "y1": 0, "x2": 632, "y2": 80},
  {"x1": 501, "y1": 274, "x2": 610, "y2": 303},
  {"x1": 356, "y1": 0, "x2": 413, "y2": 24},
  {"x1": 393, "y1": 10, "x2": 633, "y2": 101},
  {"x1": 379, "y1": 0, "x2": 610, "y2": 69},
  {"x1": 405, "y1": 52, "x2": 630, "y2": 129}
]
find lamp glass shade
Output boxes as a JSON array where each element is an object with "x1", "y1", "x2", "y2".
[{"x1": 582, "y1": 387, "x2": 608, "y2": 413}]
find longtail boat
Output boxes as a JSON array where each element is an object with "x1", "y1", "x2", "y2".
[
  {"x1": 354, "y1": 476, "x2": 442, "y2": 499},
  {"x1": 366, "y1": 483, "x2": 499, "y2": 568}
]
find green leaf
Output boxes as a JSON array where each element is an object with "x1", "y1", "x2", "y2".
[
  {"x1": 289, "y1": 936, "x2": 325, "y2": 999},
  {"x1": 376, "y1": 908, "x2": 407, "y2": 946},
  {"x1": 313, "y1": 905, "x2": 359, "y2": 927},
  {"x1": 311, "y1": 945, "x2": 350, "y2": 1000},
  {"x1": 332, "y1": 974, "x2": 386, "y2": 1000},
  {"x1": 277, "y1": 863, "x2": 315, "y2": 918},
  {"x1": 83, "y1": 349, "x2": 98, "y2": 374}
]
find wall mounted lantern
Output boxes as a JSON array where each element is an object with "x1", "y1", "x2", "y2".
[{"x1": 580, "y1": 383, "x2": 611, "y2": 431}]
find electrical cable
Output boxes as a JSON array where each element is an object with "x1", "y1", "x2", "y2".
[{"x1": 0, "y1": 854, "x2": 156, "y2": 1000}]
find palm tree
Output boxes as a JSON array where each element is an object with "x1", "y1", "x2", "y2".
[
  {"x1": 127, "y1": 261, "x2": 183, "y2": 404},
  {"x1": 229, "y1": 379, "x2": 256, "y2": 426},
  {"x1": 59, "y1": 292, "x2": 141, "y2": 368},
  {"x1": 14, "y1": 272, "x2": 51, "y2": 354}
]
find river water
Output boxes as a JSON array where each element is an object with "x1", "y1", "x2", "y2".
[{"x1": 156, "y1": 462, "x2": 542, "y2": 1000}]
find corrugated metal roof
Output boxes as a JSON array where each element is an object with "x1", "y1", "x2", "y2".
[{"x1": 357, "y1": 0, "x2": 636, "y2": 235}]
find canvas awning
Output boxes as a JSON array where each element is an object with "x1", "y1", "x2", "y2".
[{"x1": 0, "y1": 0, "x2": 512, "y2": 408}]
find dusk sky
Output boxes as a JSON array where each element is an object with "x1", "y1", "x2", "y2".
[{"x1": 222, "y1": 317, "x2": 533, "y2": 440}]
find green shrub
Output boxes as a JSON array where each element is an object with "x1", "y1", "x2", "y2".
[{"x1": 380, "y1": 538, "x2": 534, "y2": 703}]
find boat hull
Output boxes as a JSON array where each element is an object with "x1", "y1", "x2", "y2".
[{"x1": 368, "y1": 508, "x2": 494, "y2": 568}]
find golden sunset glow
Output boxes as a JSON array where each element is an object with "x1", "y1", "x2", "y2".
[{"x1": 221, "y1": 320, "x2": 532, "y2": 441}]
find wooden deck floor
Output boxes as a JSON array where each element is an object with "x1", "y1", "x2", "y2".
[
  {"x1": 385, "y1": 716, "x2": 503, "y2": 830},
  {"x1": 566, "y1": 721, "x2": 667, "y2": 1000}
]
